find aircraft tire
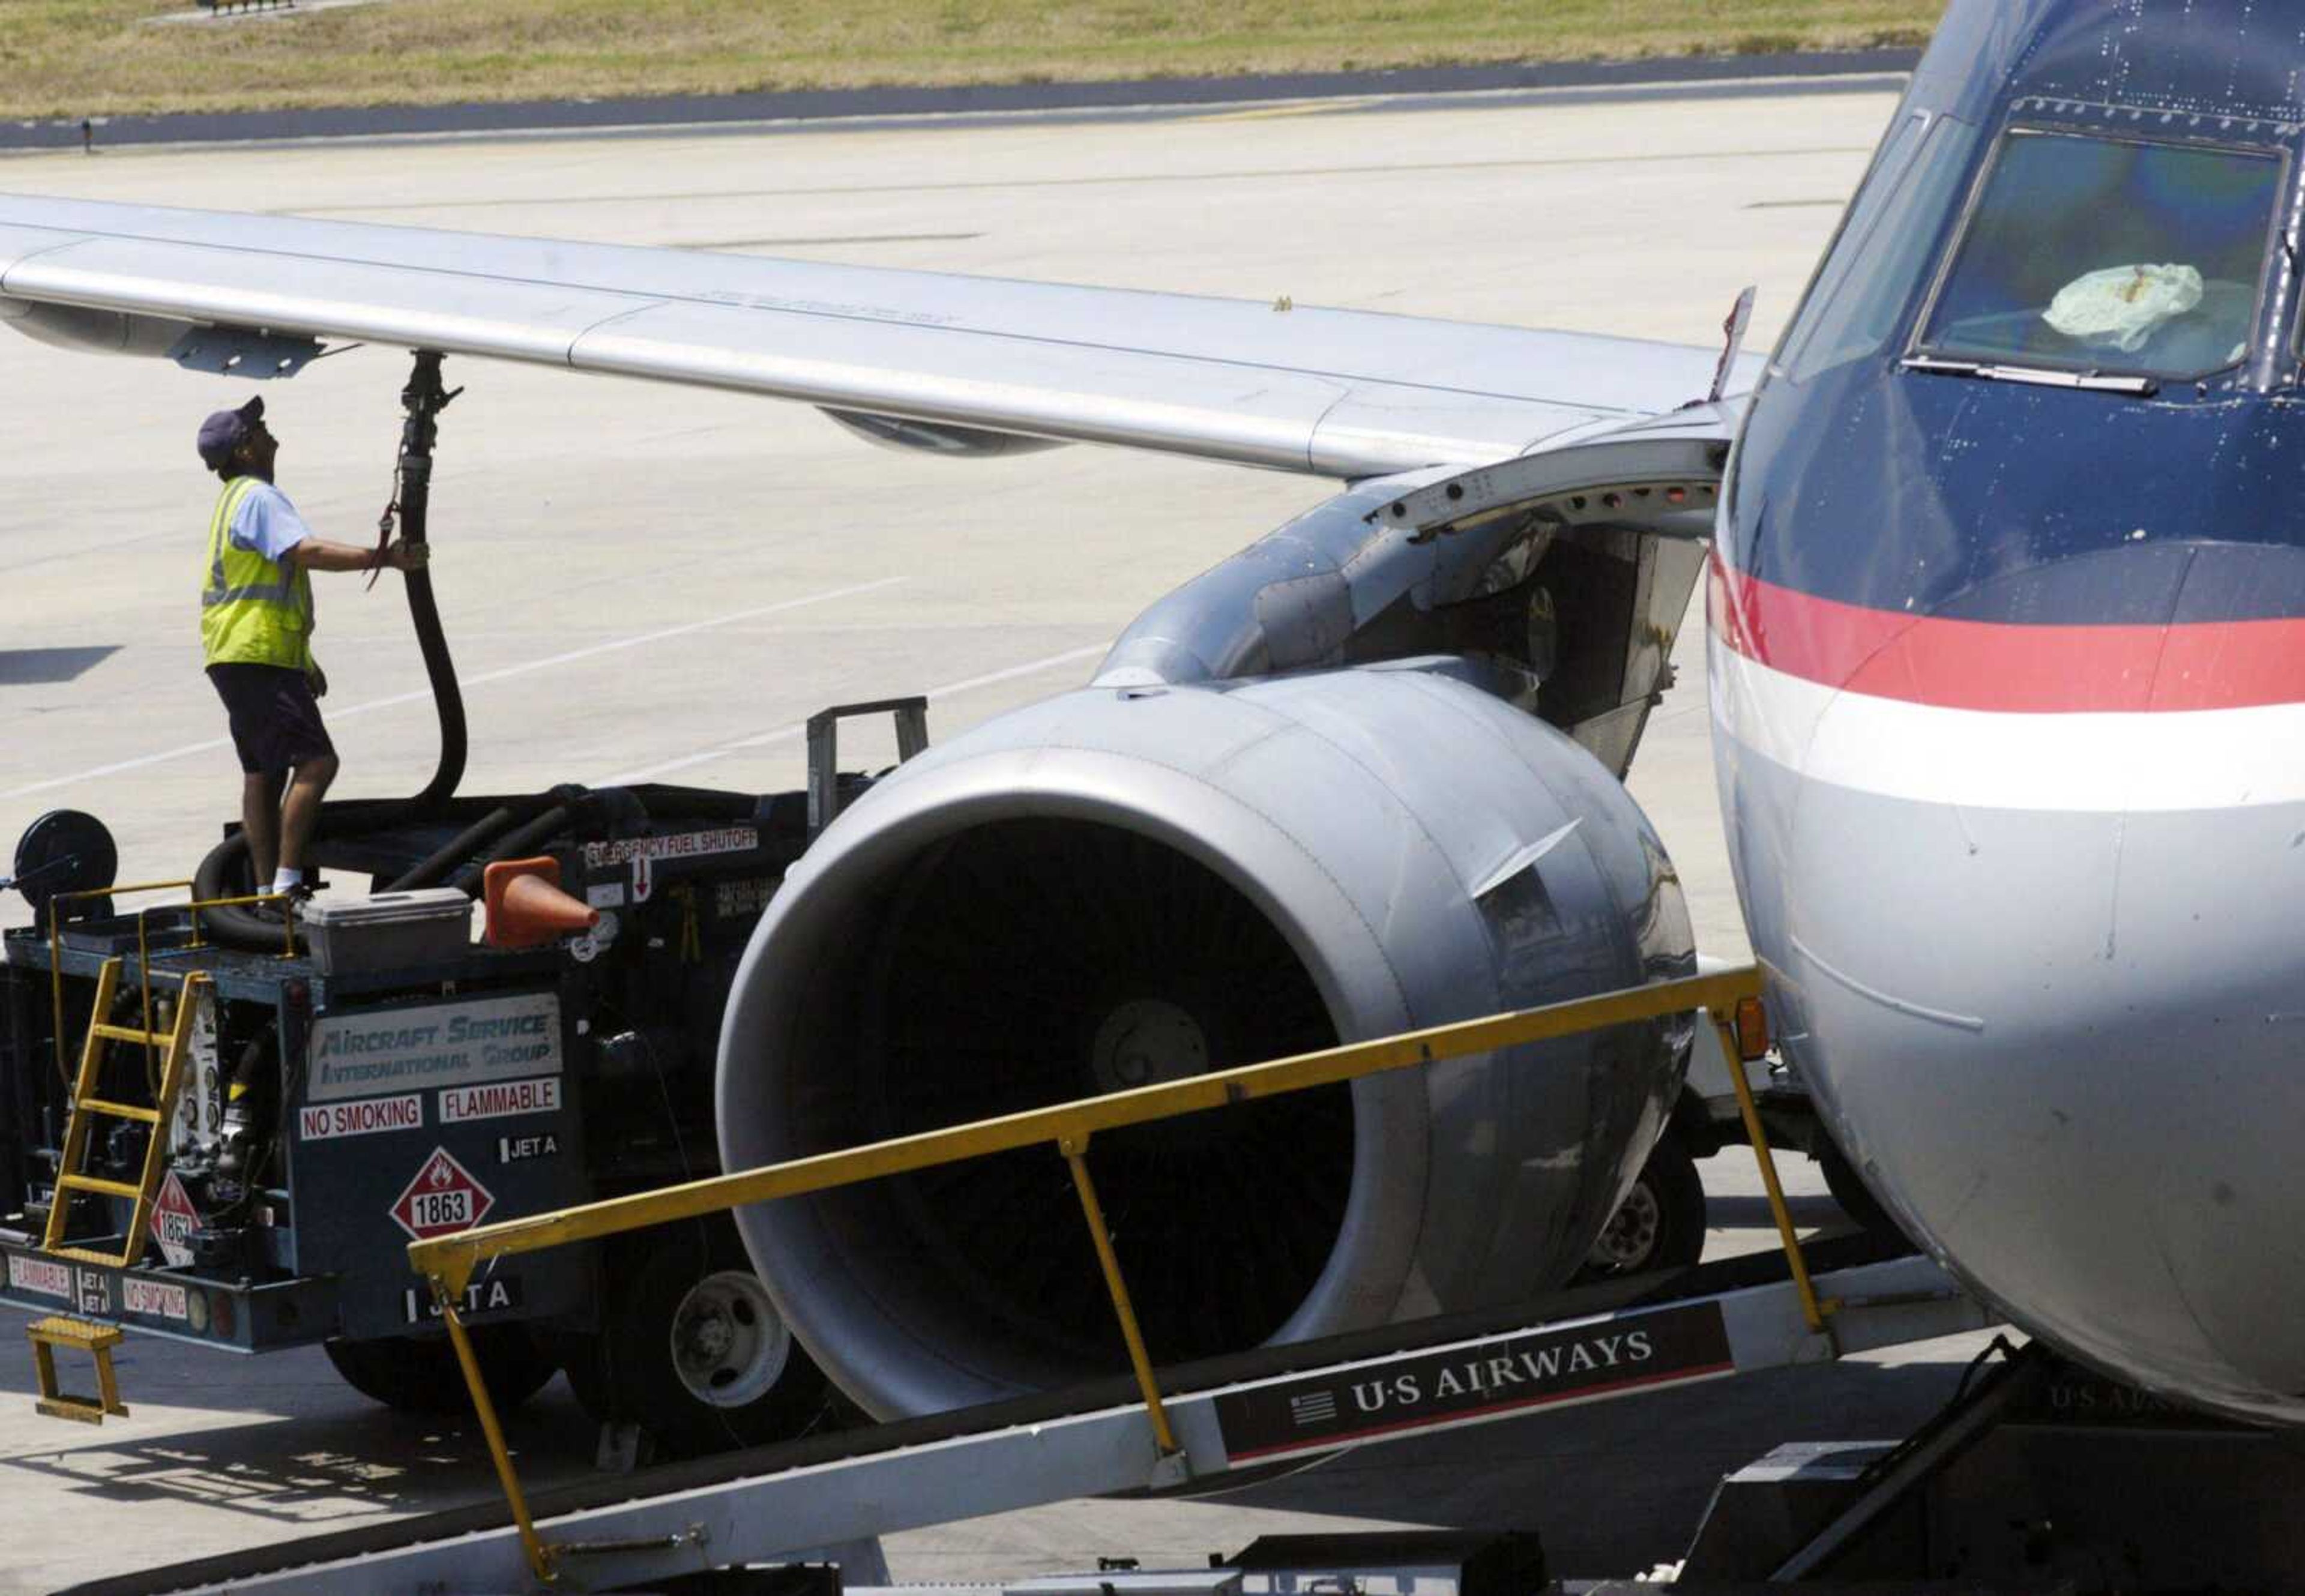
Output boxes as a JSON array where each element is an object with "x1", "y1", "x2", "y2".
[
  {"x1": 1816, "y1": 1137, "x2": 1907, "y2": 1244},
  {"x1": 322, "y1": 1324, "x2": 558, "y2": 1414}
]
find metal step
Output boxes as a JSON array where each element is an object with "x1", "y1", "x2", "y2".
[
  {"x1": 45, "y1": 1244, "x2": 136, "y2": 1268},
  {"x1": 26, "y1": 1314, "x2": 128, "y2": 1426},
  {"x1": 26, "y1": 1316, "x2": 121, "y2": 1349},
  {"x1": 55, "y1": 1173, "x2": 140, "y2": 1200},
  {"x1": 77, "y1": 1097, "x2": 161, "y2": 1125}
]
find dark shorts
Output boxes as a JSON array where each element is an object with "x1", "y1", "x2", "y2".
[{"x1": 206, "y1": 663, "x2": 335, "y2": 775}]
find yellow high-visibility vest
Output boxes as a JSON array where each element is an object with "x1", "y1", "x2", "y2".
[{"x1": 198, "y1": 477, "x2": 313, "y2": 670}]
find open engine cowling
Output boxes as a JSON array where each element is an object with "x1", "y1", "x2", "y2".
[{"x1": 719, "y1": 659, "x2": 1695, "y2": 1421}]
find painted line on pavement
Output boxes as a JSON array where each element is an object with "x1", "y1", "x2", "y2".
[
  {"x1": 603, "y1": 642, "x2": 1110, "y2": 784},
  {"x1": 1, "y1": 576, "x2": 904, "y2": 801}
]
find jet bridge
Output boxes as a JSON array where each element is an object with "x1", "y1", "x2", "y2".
[{"x1": 58, "y1": 968, "x2": 2001, "y2": 1596}]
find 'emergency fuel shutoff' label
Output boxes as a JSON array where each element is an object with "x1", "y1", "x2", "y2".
[
  {"x1": 308, "y1": 992, "x2": 561, "y2": 1103},
  {"x1": 388, "y1": 1147, "x2": 496, "y2": 1241},
  {"x1": 580, "y1": 827, "x2": 757, "y2": 870},
  {"x1": 439, "y1": 1076, "x2": 561, "y2": 1124},
  {"x1": 299, "y1": 1093, "x2": 423, "y2": 1140}
]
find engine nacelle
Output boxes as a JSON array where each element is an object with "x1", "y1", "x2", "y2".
[{"x1": 719, "y1": 660, "x2": 1695, "y2": 1420}]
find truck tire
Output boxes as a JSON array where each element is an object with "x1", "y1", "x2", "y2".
[
  {"x1": 1574, "y1": 1126, "x2": 1707, "y2": 1281},
  {"x1": 557, "y1": 1218, "x2": 840, "y2": 1459},
  {"x1": 323, "y1": 1324, "x2": 558, "y2": 1415}
]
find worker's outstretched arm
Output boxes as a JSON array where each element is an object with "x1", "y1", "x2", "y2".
[{"x1": 288, "y1": 538, "x2": 428, "y2": 574}]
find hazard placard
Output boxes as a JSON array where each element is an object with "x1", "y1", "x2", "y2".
[
  {"x1": 388, "y1": 1146, "x2": 496, "y2": 1241},
  {"x1": 150, "y1": 1170, "x2": 198, "y2": 1267}
]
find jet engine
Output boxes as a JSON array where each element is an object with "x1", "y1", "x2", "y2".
[{"x1": 719, "y1": 660, "x2": 1698, "y2": 1420}]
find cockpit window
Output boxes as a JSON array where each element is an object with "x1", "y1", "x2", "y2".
[{"x1": 1916, "y1": 131, "x2": 2283, "y2": 381}]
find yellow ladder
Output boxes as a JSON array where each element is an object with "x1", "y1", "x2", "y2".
[
  {"x1": 26, "y1": 1316, "x2": 127, "y2": 1423},
  {"x1": 41, "y1": 958, "x2": 206, "y2": 1269}
]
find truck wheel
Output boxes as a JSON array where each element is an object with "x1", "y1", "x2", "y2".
[
  {"x1": 1575, "y1": 1127, "x2": 1707, "y2": 1281},
  {"x1": 323, "y1": 1325, "x2": 558, "y2": 1415},
  {"x1": 559, "y1": 1220, "x2": 839, "y2": 1459}
]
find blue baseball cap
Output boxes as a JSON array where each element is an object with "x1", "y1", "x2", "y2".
[{"x1": 196, "y1": 396, "x2": 265, "y2": 469}]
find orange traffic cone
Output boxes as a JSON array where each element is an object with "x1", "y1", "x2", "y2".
[{"x1": 483, "y1": 857, "x2": 600, "y2": 949}]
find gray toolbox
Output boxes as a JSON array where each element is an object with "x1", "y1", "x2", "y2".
[{"x1": 299, "y1": 888, "x2": 473, "y2": 974}]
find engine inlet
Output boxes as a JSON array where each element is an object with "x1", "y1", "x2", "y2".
[{"x1": 855, "y1": 821, "x2": 1349, "y2": 1367}]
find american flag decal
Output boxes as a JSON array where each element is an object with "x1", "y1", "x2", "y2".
[{"x1": 1289, "y1": 1390, "x2": 1339, "y2": 1426}]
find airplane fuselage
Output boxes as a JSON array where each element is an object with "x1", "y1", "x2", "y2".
[{"x1": 1714, "y1": 0, "x2": 2305, "y2": 1423}]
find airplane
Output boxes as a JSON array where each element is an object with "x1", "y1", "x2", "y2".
[
  {"x1": 1715, "y1": 0, "x2": 2305, "y2": 1427},
  {"x1": 3, "y1": 0, "x2": 2297, "y2": 1432}
]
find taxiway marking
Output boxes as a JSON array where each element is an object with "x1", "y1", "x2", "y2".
[
  {"x1": 1, "y1": 576, "x2": 904, "y2": 800},
  {"x1": 603, "y1": 641, "x2": 1112, "y2": 784}
]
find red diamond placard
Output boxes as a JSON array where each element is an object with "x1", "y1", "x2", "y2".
[
  {"x1": 149, "y1": 1170, "x2": 198, "y2": 1267},
  {"x1": 389, "y1": 1146, "x2": 496, "y2": 1241}
]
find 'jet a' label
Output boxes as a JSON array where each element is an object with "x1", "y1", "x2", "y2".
[{"x1": 404, "y1": 1275, "x2": 524, "y2": 1325}]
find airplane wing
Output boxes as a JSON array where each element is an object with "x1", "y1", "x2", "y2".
[{"x1": 0, "y1": 195, "x2": 1750, "y2": 481}]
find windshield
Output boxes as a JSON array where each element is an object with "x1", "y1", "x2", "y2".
[{"x1": 1916, "y1": 130, "x2": 2284, "y2": 380}]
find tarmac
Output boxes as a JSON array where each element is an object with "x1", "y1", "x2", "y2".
[{"x1": 0, "y1": 77, "x2": 2001, "y2": 1594}]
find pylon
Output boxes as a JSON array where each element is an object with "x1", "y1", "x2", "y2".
[{"x1": 483, "y1": 857, "x2": 599, "y2": 949}]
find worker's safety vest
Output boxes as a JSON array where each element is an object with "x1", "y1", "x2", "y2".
[{"x1": 199, "y1": 476, "x2": 313, "y2": 670}]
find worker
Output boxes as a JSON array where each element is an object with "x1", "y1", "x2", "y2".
[{"x1": 196, "y1": 397, "x2": 426, "y2": 906}]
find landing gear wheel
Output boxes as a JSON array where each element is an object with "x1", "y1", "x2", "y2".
[
  {"x1": 1575, "y1": 1127, "x2": 1706, "y2": 1281},
  {"x1": 323, "y1": 1324, "x2": 558, "y2": 1414},
  {"x1": 558, "y1": 1218, "x2": 839, "y2": 1459},
  {"x1": 1816, "y1": 1137, "x2": 1906, "y2": 1244}
]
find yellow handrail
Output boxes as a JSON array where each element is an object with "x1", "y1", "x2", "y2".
[
  {"x1": 47, "y1": 881, "x2": 194, "y2": 1090},
  {"x1": 1712, "y1": 1006, "x2": 1835, "y2": 1336},
  {"x1": 405, "y1": 962, "x2": 1824, "y2": 1583},
  {"x1": 45, "y1": 881, "x2": 295, "y2": 1088},
  {"x1": 411, "y1": 965, "x2": 1767, "y2": 1296}
]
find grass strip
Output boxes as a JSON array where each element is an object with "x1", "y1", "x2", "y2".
[{"x1": 2, "y1": 1, "x2": 1939, "y2": 121}]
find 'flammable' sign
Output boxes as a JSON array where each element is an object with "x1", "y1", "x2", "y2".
[
  {"x1": 441, "y1": 1076, "x2": 561, "y2": 1124},
  {"x1": 1213, "y1": 1299, "x2": 1735, "y2": 1463},
  {"x1": 307, "y1": 991, "x2": 562, "y2": 1104}
]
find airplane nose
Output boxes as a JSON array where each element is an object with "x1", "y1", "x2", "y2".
[{"x1": 1717, "y1": 542, "x2": 2305, "y2": 1421}]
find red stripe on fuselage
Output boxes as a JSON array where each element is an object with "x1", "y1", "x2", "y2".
[{"x1": 1708, "y1": 558, "x2": 2305, "y2": 713}]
